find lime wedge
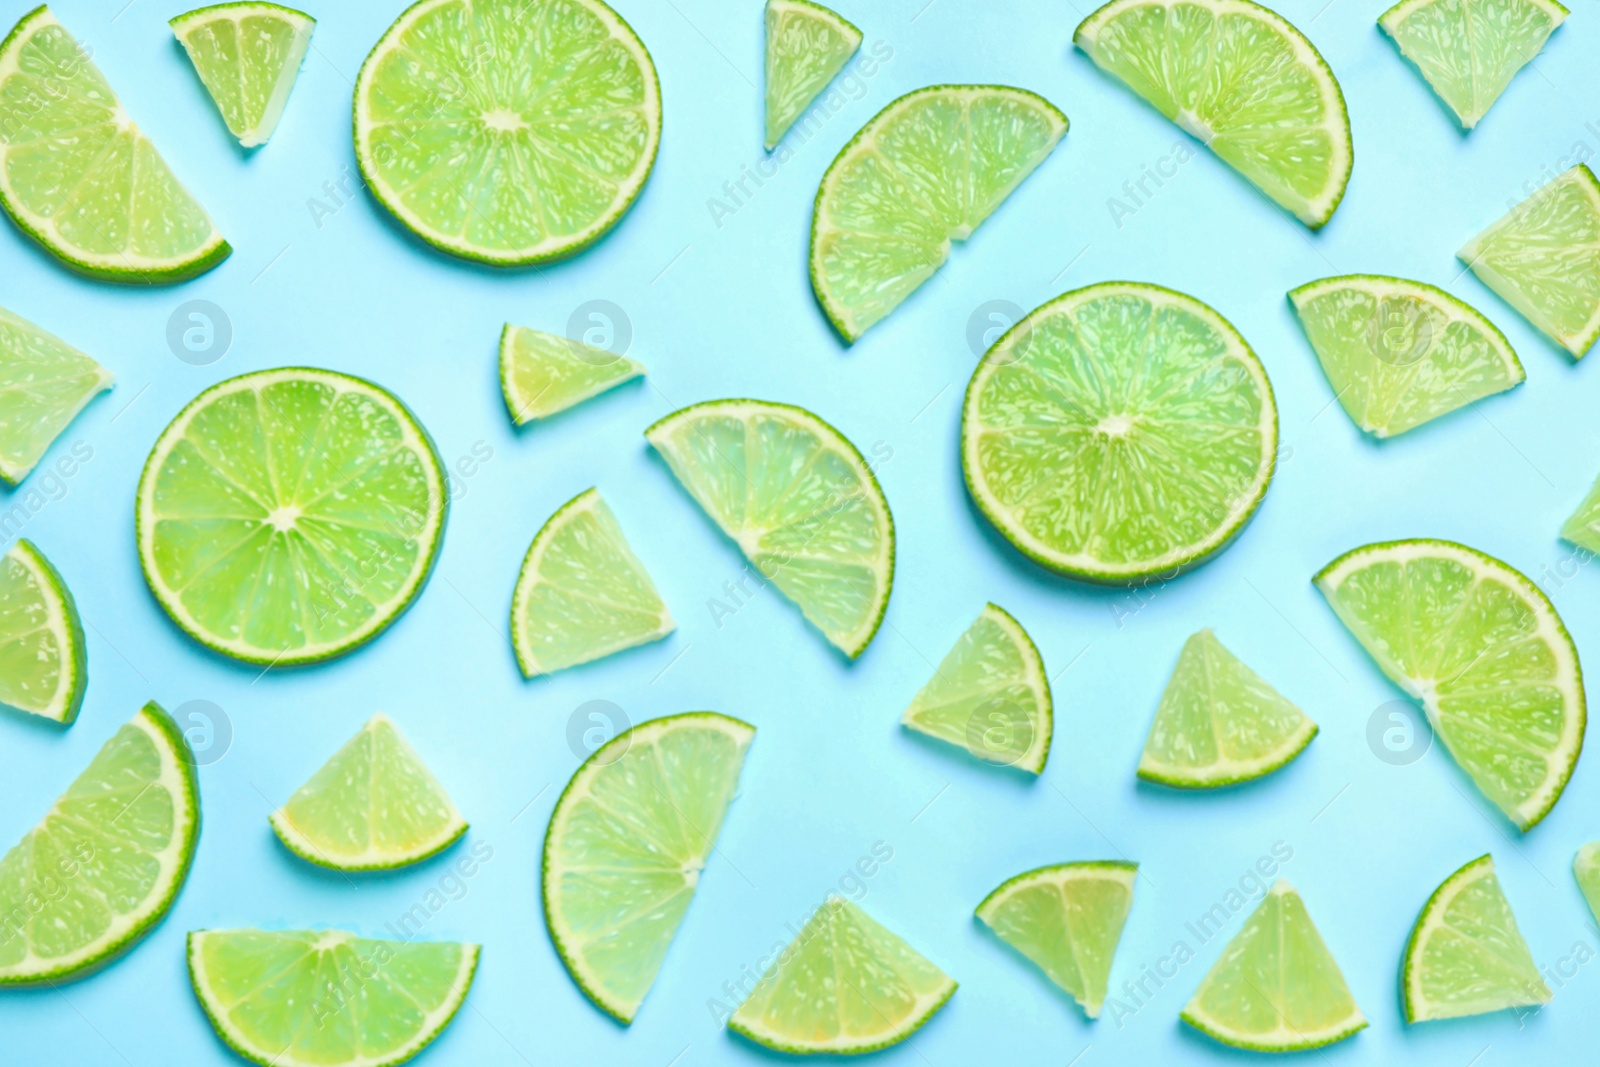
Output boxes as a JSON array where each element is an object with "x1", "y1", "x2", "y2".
[
  {"x1": 353, "y1": 0, "x2": 661, "y2": 266},
  {"x1": 1182, "y1": 880, "x2": 1366, "y2": 1051},
  {"x1": 1075, "y1": 0, "x2": 1351, "y2": 228},
  {"x1": 1561, "y1": 469, "x2": 1600, "y2": 551},
  {"x1": 188, "y1": 929, "x2": 478, "y2": 1067},
  {"x1": 0, "y1": 7, "x2": 229, "y2": 281},
  {"x1": 1459, "y1": 164, "x2": 1600, "y2": 357},
  {"x1": 544, "y1": 712, "x2": 753, "y2": 1023},
  {"x1": 1138, "y1": 629, "x2": 1317, "y2": 788},
  {"x1": 269, "y1": 714, "x2": 466, "y2": 872},
  {"x1": 136, "y1": 367, "x2": 448, "y2": 666},
  {"x1": 730, "y1": 897, "x2": 956, "y2": 1054},
  {"x1": 900, "y1": 603, "x2": 1051, "y2": 773},
  {"x1": 1290, "y1": 275, "x2": 1524, "y2": 438},
  {"x1": 0, "y1": 539, "x2": 85, "y2": 723},
  {"x1": 962, "y1": 282, "x2": 1277, "y2": 582},
  {"x1": 0, "y1": 305, "x2": 113, "y2": 485},
  {"x1": 171, "y1": 2, "x2": 314, "y2": 148},
  {"x1": 510, "y1": 487, "x2": 674, "y2": 676},
  {"x1": 812, "y1": 85, "x2": 1066, "y2": 341},
  {"x1": 1402, "y1": 854, "x2": 1550, "y2": 1021},
  {"x1": 647, "y1": 399, "x2": 893, "y2": 657},
  {"x1": 499, "y1": 324, "x2": 644, "y2": 425},
  {"x1": 975, "y1": 861, "x2": 1135, "y2": 1018},
  {"x1": 1379, "y1": 0, "x2": 1566, "y2": 128},
  {"x1": 764, "y1": 0, "x2": 861, "y2": 150},
  {"x1": 1574, "y1": 842, "x2": 1600, "y2": 921},
  {"x1": 1316, "y1": 539, "x2": 1584, "y2": 830},
  {"x1": 0, "y1": 702, "x2": 198, "y2": 984}
]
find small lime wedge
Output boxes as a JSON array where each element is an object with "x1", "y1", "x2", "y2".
[
  {"x1": 1574, "y1": 842, "x2": 1600, "y2": 921},
  {"x1": 0, "y1": 539, "x2": 85, "y2": 723},
  {"x1": 171, "y1": 2, "x2": 314, "y2": 147},
  {"x1": 0, "y1": 305, "x2": 113, "y2": 485},
  {"x1": 764, "y1": 0, "x2": 861, "y2": 149},
  {"x1": 1561, "y1": 468, "x2": 1600, "y2": 551},
  {"x1": 499, "y1": 324, "x2": 644, "y2": 425}
]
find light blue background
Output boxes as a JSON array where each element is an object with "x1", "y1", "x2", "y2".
[{"x1": 4, "y1": 0, "x2": 1600, "y2": 1062}]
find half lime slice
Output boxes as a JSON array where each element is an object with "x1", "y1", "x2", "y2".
[
  {"x1": 812, "y1": 85, "x2": 1066, "y2": 341},
  {"x1": 1316, "y1": 539, "x2": 1584, "y2": 830},
  {"x1": 0, "y1": 539, "x2": 86, "y2": 723},
  {"x1": 0, "y1": 702, "x2": 198, "y2": 984},
  {"x1": 1574, "y1": 842, "x2": 1600, "y2": 922},
  {"x1": 962, "y1": 282, "x2": 1277, "y2": 582},
  {"x1": 0, "y1": 7, "x2": 229, "y2": 281},
  {"x1": 764, "y1": 0, "x2": 861, "y2": 149},
  {"x1": 0, "y1": 305, "x2": 113, "y2": 485},
  {"x1": 171, "y1": 2, "x2": 314, "y2": 148},
  {"x1": 500, "y1": 324, "x2": 644, "y2": 425}
]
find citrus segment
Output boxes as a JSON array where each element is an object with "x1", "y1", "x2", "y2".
[
  {"x1": 0, "y1": 538, "x2": 85, "y2": 723},
  {"x1": 499, "y1": 324, "x2": 644, "y2": 425},
  {"x1": 0, "y1": 305, "x2": 113, "y2": 485},
  {"x1": 764, "y1": 0, "x2": 861, "y2": 149},
  {"x1": 171, "y1": 2, "x2": 314, "y2": 147}
]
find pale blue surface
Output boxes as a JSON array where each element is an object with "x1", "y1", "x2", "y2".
[{"x1": 4, "y1": 0, "x2": 1600, "y2": 1062}]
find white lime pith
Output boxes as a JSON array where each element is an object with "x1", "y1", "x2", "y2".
[
  {"x1": 764, "y1": 0, "x2": 861, "y2": 150},
  {"x1": 0, "y1": 305, "x2": 114, "y2": 485},
  {"x1": 171, "y1": 2, "x2": 315, "y2": 147},
  {"x1": 0, "y1": 539, "x2": 86, "y2": 723}
]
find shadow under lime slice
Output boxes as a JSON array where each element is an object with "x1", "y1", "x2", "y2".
[
  {"x1": 0, "y1": 539, "x2": 86, "y2": 723},
  {"x1": 171, "y1": 2, "x2": 315, "y2": 147},
  {"x1": 0, "y1": 305, "x2": 114, "y2": 485}
]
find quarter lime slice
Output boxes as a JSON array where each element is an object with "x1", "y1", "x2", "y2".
[
  {"x1": 1561, "y1": 469, "x2": 1600, "y2": 551},
  {"x1": 0, "y1": 305, "x2": 113, "y2": 485},
  {"x1": 171, "y1": 2, "x2": 314, "y2": 148},
  {"x1": 0, "y1": 702, "x2": 198, "y2": 984},
  {"x1": 1574, "y1": 842, "x2": 1600, "y2": 921},
  {"x1": 1402, "y1": 854, "x2": 1550, "y2": 1021},
  {"x1": 544, "y1": 712, "x2": 753, "y2": 1023},
  {"x1": 1075, "y1": 0, "x2": 1352, "y2": 228},
  {"x1": 1459, "y1": 164, "x2": 1600, "y2": 357},
  {"x1": 0, "y1": 7, "x2": 229, "y2": 281},
  {"x1": 1182, "y1": 880, "x2": 1366, "y2": 1051},
  {"x1": 1138, "y1": 629, "x2": 1317, "y2": 788},
  {"x1": 962, "y1": 282, "x2": 1277, "y2": 582},
  {"x1": 269, "y1": 713, "x2": 466, "y2": 871},
  {"x1": 136, "y1": 367, "x2": 448, "y2": 666},
  {"x1": 1316, "y1": 539, "x2": 1584, "y2": 830},
  {"x1": 510, "y1": 487, "x2": 674, "y2": 676},
  {"x1": 499, "y1": 324, "x2": 644, "y2": 425},
  {"x1": 647, "y1": 399, "x2": 893, "y2": 657},
  {"x1": 975, "y1": 861, "x2": 1135, "y2": 1018},
  {"x1": 1379, "y1": 0, "x2": 1566, "y2": 128},
  {"x1": 0, "y1": 539, "x2": 85, "y2": 723},
  {"x1": 189, "y1": 929, "x2": 478, "y2": 1067},
  {"x1": 730, "y1": 897, "x2": 956, "y2": 1054},
  {"x1": 764, "y1": 0, "x2": 861, "y2": 149},
  {"x1": 900, "y1": 603, "x2": 1051, "y2": 773},
  {"x1": 353, "y1": 0, "x2": 661, "y2": 266},
  {"x1": 811, "y1": 85, "x2": 1066, "y2": 341},
  {"x1": 1290, "y1": 275, "x2": 1524, "y2": 438}
]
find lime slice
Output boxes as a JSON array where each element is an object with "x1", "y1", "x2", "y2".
[
  {"x1": 812, "y1": 85, "x2": 1066, "y2": 341},
  {"x1": 136, "y1": 367, "x2": 448, "y2": 666},
  {"x1": 1561, "y1": 469, "x2": 1600, "y2": 552},
  {"x1": 1181, "y1": 880, "x2": 1366, "y2": 1051},
  {"x1": 171, "y1": 2, "x2": 315, "y2": 148},
  {"x1": 900, "y1": 603, "x2": 1051, "y2": 773},
  {"x1": 269, "y1": 713, "x2": 466, "y2": 871},
  {"x1": 730, "y1": 897, "x2": 956, "y2": 1054},
  {"x1": 1138, "y1": 629, "x2": 1317, "y2": 788},
  {"x1": 0, "y1": 702, "x2": 198, "y2": 984},
  {"x1": 1574, "y1": 842, "x2": 1600, "y2": 921},
  {"x1": 499, "y1": 324, "x2": 644, "y2": 425},
  {"x1": 0, "y1": 305, "x2": 113, "y2": 485},
  {"x1": 188, "y1": 929, "x2": 478, "y2": 1067},
  {"x1": 1289, "y1": 275, "x2": 1524, "y2": 438},
  {"x1": 646, "y1": 399, "x2": 893, "y2": 657},
  {"x1": 962, "y1": 282, "x2": 1277, "y2": 582},
  {"x1": 1075, "y1": 0, "x2": 1352, "y2": 228},
  {"x1": 0, "y1": 539, "x2": 85, "y2": 723},
  {"x1": 975, "y1": 861, "x2": 1135, "y2": 1018},
  {"x1": 0, "y1": 7, "x2": 229, "y2": 281},
  {"x1": 1402, "y1": 854, "x2": 1550, "y2": 1021},
  {"x1": 1316, "y1": 539, "x2": 1584, "y2": 830},
  {"x1": 545, "y1": 712, "x2": 752, "y2": 1022},
  {"x1": 764, "y1": 0, "x2": 861, "y2": 150},
  {"x1": 511, "y1": 487, "x2": 674, "y2": 676},
  {"x1": 1459, "y1": 164, "x2": 1600, "y2": 357},
  {"x1": 1379, "y1": 0, "x2": 1566, "y2": 129},
  {"x1": 353, "y1": 0, "x2": 661, "y2": 266}
]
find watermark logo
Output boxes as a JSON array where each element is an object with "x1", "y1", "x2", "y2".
[
  {"x1": 967, "y1": 300, "x2": 1033, "y2": 367},
  {"x1": 1369, "y1": 297, "x2": 1433, "y2": 366},
  {"x1": 1366, "y1": 699, "x2": 1432, "y2": 766},
  {"x1": 963, "y1": 697, "x2": 1035, "y2": 768},
  {"x1": 567, "y1": 699, "x2": 631, "y2": 763},
  {"x1": 166, "y1": 300, "x2": 231, "y2": 366},
  {"x1": 175, "y1": 699, "x2": 232, "y2": 766},
  {"x1": 565, "y1": 300, "x2": 632, "y2": 366}
]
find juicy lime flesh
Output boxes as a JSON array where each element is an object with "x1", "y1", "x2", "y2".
[
  {"x1": 140, "y1": 371, "x2": 444, "y2": 664},
  {"x1": 731, "y1": 898, "x2": 955, "y2": 1053},
  {"x1": 355, "y1": 0, "x2": 659, "y2": 262},
  {"x1": 545, "y1": 715, "x2": 752, "y2": 1021},
  {"x1": 1561, "y1": 471, "x2": 1600, "y2": 551},
  {"x1": 813, "y1": 87, "x2": 1064, "y2": 339},
  {"x1": 1140, "y1": 629, "x2": 1315, "y2": 786},
  {"x1": 976, "y1": 863, "x2": 1135, "y2": 1017},
  {"x1": 1575, "y1": 843, "x2": 1600, "y2": 921},
  {"x1": 174, "y1": 5, "x2": 313, "y2": 146},
  {"x1": 1291, "y1": 278, "x2": 1522, "y2": 438},
  {"x1": 500, "y1": 325, "x2": 642, "y2": 424},
  {"x1": 0, "y1": 540, "x2": 82, "y2": 721},
  {"x1": 190, "y1": 930, "x2": 476, "y2": 1065},
  {"x1": 765, "y1": 0, "x2": 860, "y2": 148},
  {"x1": 0, "y1": 306, "x2": 113, "y2": 483},
  {"x1": 1381, "y1": 0, "x2": 1563, "y2": 127},
  {"x1": 1406, "y1": 856, "x2": 1549, "y2": 1020},
  {"x1": 963, "y1": 285, "x2": 1275, "y2": 579}
]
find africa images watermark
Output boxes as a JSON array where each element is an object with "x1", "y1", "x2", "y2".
[
  {"x1": 1105, "y1": 141, "x2": 1197, "y2": 230},
  {"x1": 0, "y1": 441, "x2": 94, "y2": 543}
]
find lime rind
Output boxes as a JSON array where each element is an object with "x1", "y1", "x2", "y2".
[
  {"x1": 0, "y1": 539, "x2": 87, "y2": 723},
  {"x1": 0, "y1": 305, "x2": 114, "y2": 485},
  {"x1": 170, "y1": 2, "x2": 315, "y2": 148},
  {"x1": 498, "y1": 324, "x2": 645, "y2": 425},
  {"x1": 764, "y1": 0, "x2": 862, "y2": 150}
]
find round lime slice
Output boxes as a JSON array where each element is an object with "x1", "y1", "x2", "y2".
[
  {"x1": 0, "y1": 539, "x2": 86, "y2": 724},
  {"x1": 0, "y1": 304, "x2": 114, "y2": 486},
  {"x1": 764, "y1": 0, "x2": 861, "y2": 149},
  {"x1": 136, "y1": 367, "x2": 448, "y2": 666},
  {"x1": 171, "y1": 2, "x2": 315, "y2": 147}
]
